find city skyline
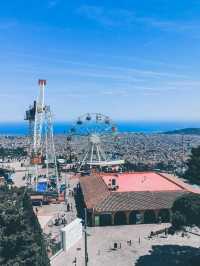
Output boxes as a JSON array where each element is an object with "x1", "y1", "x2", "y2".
[{"x1": 1, "y1": 1, "x2": 200, "y2": 121}]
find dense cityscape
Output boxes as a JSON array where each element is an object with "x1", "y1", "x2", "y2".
[
  {"x1": 1, "y1": 1, "x2": 200, "y2": 266},
  {"x1": 2, "y1": 133, "x2": 200, "y2": 174},
  {"x1": 1, "y1": 126, "x2": 200, "y2": 266}
]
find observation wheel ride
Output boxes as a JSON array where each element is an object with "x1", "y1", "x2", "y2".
[{"x1": 66, "y1": 113, "x2": 124, "y2": 171}]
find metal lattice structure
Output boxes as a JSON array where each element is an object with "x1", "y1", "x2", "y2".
[
  {"x1": 25, "y1": 101, "x2": 36, "y2": 155},
  {"x1": 44, "y1": 105, "x2": 60, "y2": 191},
  {"x1": 33, "y1": 79, "x2": 46, "y2": 159},
  {"x1": 67, "y1": 113, "x2": 124, "y2": 169},
  {"x1": 25, "y1": 80, "x2": 59, "y2": 193}
]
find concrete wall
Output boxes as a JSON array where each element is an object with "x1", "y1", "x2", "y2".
[{"x1": 61, "y1": 218, "x2": 82, "y2": 251}]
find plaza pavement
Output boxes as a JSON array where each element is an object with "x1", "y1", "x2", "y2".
[
  {"x1": 51, "y1": 223, "x2": 200, "y2": 266},
  {"x1": 36, "y1": 174, "x2": 78, "y2": 242}
]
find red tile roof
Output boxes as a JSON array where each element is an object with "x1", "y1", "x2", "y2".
[
  {"x1": 79, "y1": 175, "x2": 110, "y2": 209},
  {"x1": 95, "y1": 191, "x2": 187, "y2": 212},
  {"x1": 79, "y1": 172, "x2": 198, "y2": 212}
]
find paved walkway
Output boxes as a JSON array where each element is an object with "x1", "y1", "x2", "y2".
[
  {"x1": 51, "y1": 223, "x2": 200, "y2": 266},
  {"x1": 36, "y1": 173, "x2": 79, "y2": 242}
]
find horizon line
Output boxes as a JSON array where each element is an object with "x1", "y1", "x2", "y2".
[{"x1": 0, "y1": 119, "x2": 200, "y2": 123}]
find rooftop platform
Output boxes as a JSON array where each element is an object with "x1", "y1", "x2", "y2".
[{"x1": 102, "y1": 172, "x2": 184, "y2": 192}]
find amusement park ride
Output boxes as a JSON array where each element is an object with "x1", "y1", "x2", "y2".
[
  {"x1": 67, "y1": 113, "x2": 124, "y2": 170},
  {"x1": 25, "y1": 80, "x2": 59, "y2": 194},
  {"x1": 25, "y1": 81, "x2": 124, "y2": 194}
]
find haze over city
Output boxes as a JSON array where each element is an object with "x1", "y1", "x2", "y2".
[{"x1": 1, "y1": 0, "x2": 200, "y2": 121}]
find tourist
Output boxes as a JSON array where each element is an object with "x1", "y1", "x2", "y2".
[{"x1": 73, "y1": 257, "x2": 77, "y2": 265}]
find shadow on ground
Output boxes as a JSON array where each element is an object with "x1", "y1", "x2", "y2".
[{"x1": 135, "y1": 245, "x2": 200, "y2": 266}]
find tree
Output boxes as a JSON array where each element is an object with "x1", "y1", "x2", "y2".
[
  {"x1": 184, "y1": 146, "x2": 200, "y2": 184},
  {"x1": 171, "y1": 193, "x2": 200, "y2": 264},
  {"x1": 0, "y1": 186, "x2": 50, "y2": 266},
  {"x1": 171, "y1": 211, "x2": 186, "y2": 229},
  {"x1": 172, "y1": 193, "x2": 200, "y2": 229}
]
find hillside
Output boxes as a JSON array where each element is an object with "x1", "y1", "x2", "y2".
[{"x1": 164, "y1": 128, "x2": 200, "y2": 135}]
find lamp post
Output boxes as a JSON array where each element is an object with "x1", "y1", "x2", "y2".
[{"x1": 84, "y1": 208, "x2": 88, "y2": 266}]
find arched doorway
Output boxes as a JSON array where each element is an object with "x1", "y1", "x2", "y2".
[
  {"x1": 100, "y1": 214, "x2": 112, "y2": 226},
  {"x1": 158, "y1": 209, "x2": 170, "y2": 223},
  {"x1": 129, "y1": 211, "x2": 141, "y2": 224},
  {"x1": 144, "y1": 210, "x2": 156, "y2": 224},
  {"x1": 114, "y1": 211, "x2": 127, "y2": 225},
  {"x1": 87, "y1": 212, "x2": 92, "y2": 226}
]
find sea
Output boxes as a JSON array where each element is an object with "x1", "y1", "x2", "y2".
[{"x1": 0, "y1": 121, "x2": 200, "y2": 136}]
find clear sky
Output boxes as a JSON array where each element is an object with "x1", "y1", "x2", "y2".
[{"x1": 1, "y1": 0, "x2": 200, "y2": 121}]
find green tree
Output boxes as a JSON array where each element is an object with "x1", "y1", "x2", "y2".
[
  {"x1": 171, "y1": 211, "x2": 186, "y2": 229},
  {"x1": 0, "y1": 186, "x2": 50, "y2": 266},
  {"x1": 172, "y1": 193, "x2": 200, "y2": 229},
  {"x1": 185, "y1": 146, "x2": 200, "y2": 184}
]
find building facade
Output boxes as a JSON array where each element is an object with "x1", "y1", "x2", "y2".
[{"x1": 78, "y1": 172, "x2": 199, "y2": 226}]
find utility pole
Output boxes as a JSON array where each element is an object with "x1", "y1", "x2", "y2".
[{"x1": 84, "y1": 208, "x2": 88, "y2": 266}]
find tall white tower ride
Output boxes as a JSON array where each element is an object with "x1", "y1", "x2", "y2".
[
  {"x1": 33, "y1": 79, "x2": 46, "y2": 163},
  {"x1": 25, "y1": 80, "x2": 60, "y2": 193}
]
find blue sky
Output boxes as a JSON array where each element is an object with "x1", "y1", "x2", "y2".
[{"x1": 1, "y1": 0, "x2": 200, "y2": 121}]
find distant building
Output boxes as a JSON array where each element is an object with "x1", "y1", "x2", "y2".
[{"x1": 78, "y1": 172, "x2": 200, "y2": 226}]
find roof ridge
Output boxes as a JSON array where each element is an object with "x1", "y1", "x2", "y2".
[{"x1": 159, "y1": 172, "x2": 200, "y2": 194}]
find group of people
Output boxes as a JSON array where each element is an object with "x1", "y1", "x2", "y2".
[{"x1": 54, "y1": 214, "x2": 67, "y2": 226}]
